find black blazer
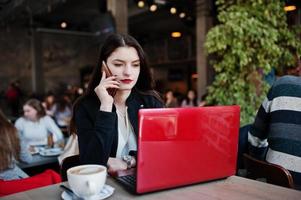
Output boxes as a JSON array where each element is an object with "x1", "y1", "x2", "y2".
[{"x1": 74, "y1": 90, "x2": 163, "y2": 165}]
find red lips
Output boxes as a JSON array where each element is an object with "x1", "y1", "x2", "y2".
[{"x1": 120, "y1": 79, "x2": 133, "y2": 84}]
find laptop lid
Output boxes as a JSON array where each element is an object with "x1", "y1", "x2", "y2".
[{"x1": 136, "y1": 106, "x2": 240, "y2": 193}]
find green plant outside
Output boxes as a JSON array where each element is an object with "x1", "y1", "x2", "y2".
[{"x1": 205, "y1": 0, "x2": 301, "y2": 125}]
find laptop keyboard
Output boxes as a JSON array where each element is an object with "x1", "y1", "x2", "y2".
[{"x1": 116, "y1": 174, "x2": 137, "y2": 193}]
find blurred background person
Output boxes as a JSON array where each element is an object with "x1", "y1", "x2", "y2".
[
  {"x1": 14, "y1": 99, "x2": 64, "y2": 147},
  {"x1": 42, "y1": 92, "x2": 56, "y2": 116},
  {"x1": 0, "y1": 109, "x2": 32, "y2": 180},
  {"x1": 164, "y1": 90, "x2": 178, "y2": 108},
  {"x1": 52, "y1": 94, "x2": 72, "y2": 134},
  {"x1": 181, "y1": 90, "x2": 199, "y2": 107},
  {"x1": 5, "y1": 80, "x2": 22, "y2": 117}
]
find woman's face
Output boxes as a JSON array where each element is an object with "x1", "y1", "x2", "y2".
[
  {"x1": 106, "y1": 47, "x2": 140, "y2": 91},
  {"x1": 46, "y1": 95, "x2": 54, "y2": 104},
  {"x1": 188, "y1": 90, "x2": 195, "y2": 100},
  {"x1": 166, "y1": 91, "x2": 173, "y2": 99},
  {"x1": 23, "y1": 105, "x2": 38, "y2": 121}
]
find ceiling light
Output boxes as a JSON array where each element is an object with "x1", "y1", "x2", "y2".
[
  {"x1": 171, "y1": 31, "x2": 181, "y2": 38},
  {"x1": 138, "y1": 1, "x2": 145, "y2": 8},
  {"x1": 60, "y1": 21, "x2": 67, "y2": 29},
  {"x1": 150, "y1": 4, "x2": 157, "y2": 12},
  {"x1": 170, "y1": 7, "x2": 177, "y2": 14},
  {"x1": 284, "y1": 5, "x2": 296, "y2": 12},
  {"x1": 179, "y1": 12, "x2": 186, "y2": 18}
]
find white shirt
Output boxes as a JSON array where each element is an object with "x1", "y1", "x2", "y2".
[
  {"x1": 115, "y1": 107, "x2": 137, "y2": 158},
  {"x1": 15, "y1": 116, "x2": 64, "y2": 146}
]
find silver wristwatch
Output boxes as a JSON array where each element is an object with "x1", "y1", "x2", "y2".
[{"x1": 122, "y1": 155, "x2": 133, "y2": 169}]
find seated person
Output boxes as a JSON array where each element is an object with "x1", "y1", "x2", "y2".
[
  {"x1": 181, "y1": 90, "x2": 199, "y2": 107},
  {"x1": 71, "y1": 34, "x2": 163, "y2": 174},
  {"x1": 165, "y1": 90, "x2": 178, "y2": 108},
  {"x1": 15, "y1": 99, "x2": 64, "y2": 147},
  {"x1": 0, "y1": 109, "x2": 32, "y2": 180},
  {"x1": 42, "y1": 92, "x2": 56, "y2": 116},
  {"x1": 52, "y1": 94, "x2": 72, "y2": 129},
  {"x1": 248, "y1": 75, "x2": 301, "y2": 189}
]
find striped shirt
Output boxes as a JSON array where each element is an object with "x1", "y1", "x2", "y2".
[{"x1": 248, "y1": 75, "x2": 301, "y2": 173}]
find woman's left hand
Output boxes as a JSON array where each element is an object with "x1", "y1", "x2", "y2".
[{"x1": 107, "y1": 157, "x2": 127, "y2": 174}]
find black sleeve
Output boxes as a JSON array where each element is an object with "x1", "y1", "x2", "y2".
[
  {"x1": 75, "y1": 103, "x2": 117, "y2": 165},
  {"x1": 154, "y1": 98, "x2": 164, "y2": 108},
  {"x1": 149, "y1": 95, "x2": 165, "y2": 108}
]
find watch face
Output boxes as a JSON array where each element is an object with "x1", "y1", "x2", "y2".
[{"x1": 123, "y1": 155, "x2": 133, "y2": 168}]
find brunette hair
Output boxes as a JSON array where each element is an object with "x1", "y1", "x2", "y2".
[
  {"x1": 69, "y1": 33, "x2": 162, "y2": 134},
  {"x1": 43, "y1": 93, "x2": 55, "y2": 110},
  {"x1": 0, "y1": 109, "x2": 20, "y2": 170},
  {"x1": 24, "y1": 99, "x2": 46, "y2": 119}
]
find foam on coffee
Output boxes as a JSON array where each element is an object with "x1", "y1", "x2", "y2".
[{"x1": 70, "y1": 166, "x2": 103, "y2": 175}]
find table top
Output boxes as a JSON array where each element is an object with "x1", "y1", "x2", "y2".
[
  {"x1": 1, "y1": 176, "x2": 300, "y2": 200},
  {"x1": 17, "y1": 154, "x2": 58, "y2": 169}
]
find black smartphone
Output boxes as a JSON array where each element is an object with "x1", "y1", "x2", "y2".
[{"x1": 102, "y1": 61, "x2": 117, "y2": 97}]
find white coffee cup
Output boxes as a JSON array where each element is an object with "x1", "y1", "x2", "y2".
[{"x1": 67, "y1": 164, "x2": 107, "y2": 199}]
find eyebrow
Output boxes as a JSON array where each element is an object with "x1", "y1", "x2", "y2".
[{"x1": 112, "y1": 59, "x2": 140, "y2": 63}]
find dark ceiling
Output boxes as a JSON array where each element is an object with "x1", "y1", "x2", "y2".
[
  {"x1": 0, "y1": 0, "x2": 196, "y2": 40},
  {"x1": 1, "y1": 0, "x2": 300, "y2": 42}
]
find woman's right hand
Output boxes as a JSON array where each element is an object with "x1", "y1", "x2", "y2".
[
  {"x1": 94, "y1": 71, "x2": 119, "y2": 112},
  {"x1": 107, "y1": 157, "x2": 128, "y2": 175}
]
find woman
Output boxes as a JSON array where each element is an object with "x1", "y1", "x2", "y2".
[
  {"x1": 0, "y1": 109, "x2": 32, "y2": 180},
  {"x1": 71, "y1": 33, "x2": 163, "y2": 173},
  {"x1": 42, "y1": 92, "x2": 55, "y2": 116},
  {"x1": 164, "y1": 90, "x2": 178, "y2": 108},
  {"x1": 15, "y1": 99, "x2": 64, "y2": 146},
  {"x1": 181, "y1": 90, "x2": 198, "y2": 107},
  {"x1": 52, "y1": 94, "x2": 72, "y2": 129}
]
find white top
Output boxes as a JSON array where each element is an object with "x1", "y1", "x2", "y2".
[
  {"x1": 115, "y1": 107, "x2": 137, "y2": 158},
  {"x1": 181, "y1": 99, "x2": 198, "y2": 107},
  {"x1": 15, "y1": 116, "x2": 64, "y2": 146}
]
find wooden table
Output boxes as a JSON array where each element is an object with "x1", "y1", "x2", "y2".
[{"x1": 1, "y1": 176, "x2": 300, "y2": 200}]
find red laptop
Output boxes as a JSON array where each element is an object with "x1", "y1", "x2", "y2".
[{"x1": 116, "y1": 106, "x2": 240, "y2": 194}]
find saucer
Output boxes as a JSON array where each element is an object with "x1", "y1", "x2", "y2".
[{"x1": 61, "y1": 184, "x2": 114, "y2": 200}]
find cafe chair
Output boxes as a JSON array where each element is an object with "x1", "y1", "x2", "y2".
[
  {"x1": 243, "y1": 153, "x2": 294, "y2": 189},
  {"x1": 0, "y1": 169, "x2": 61, "y2": 197},
  {"x1": 60, "y1": 154, "x2": 80, "y2": 181}
]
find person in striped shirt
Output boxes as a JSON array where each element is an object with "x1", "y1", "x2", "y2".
[{"x1": 248, "y1": 75, "x2": 301, "y2": 189}]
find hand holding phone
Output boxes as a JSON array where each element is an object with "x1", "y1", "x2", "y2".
[{"x1": 102, "y1": 61, "x2": 117, "y2": 97}]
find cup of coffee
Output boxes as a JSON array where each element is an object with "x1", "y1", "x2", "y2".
[{"x1": 67, "y1": 165, "x2": 107, "y2": 199}]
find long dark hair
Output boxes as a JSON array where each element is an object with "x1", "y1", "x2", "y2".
[
  {"x1": 86, "y1": 33, "x2": 154, "y2": 95},
  {"x1": 0, "y1": 109, "x2": 20, "y2": 170},
  {"x1": 70, "y1": 33, "x2": 161, "y2": 134},
  {"x1": 183, "y1": 90, "x2": 198, "y2": 106}
]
